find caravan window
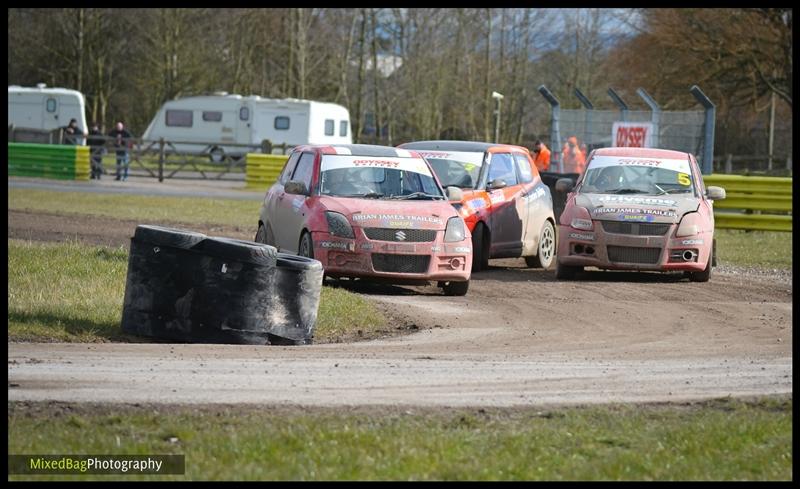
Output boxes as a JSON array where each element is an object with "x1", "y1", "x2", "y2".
[
  {"x1": 202, "y1": 111, "x2": 222, "y2": 122},
  {"x1": 166, "y1": 110, "x2": 193, "y2": 127},
  {"x1": 324, "y1": 119, "x2": 334, "y2": 136},
  {"x1": 239, "y1": 107, "x2": 249, "y2": 121},
  {"x1": 340, "y1": 121, "x2": 348, "y2": 137},
  {"x1": 46, "y1": 98, "x2": 57, "y2": 113},
  {"x1": 274, "y1": 116, "x2": 290, "y2": 130}
]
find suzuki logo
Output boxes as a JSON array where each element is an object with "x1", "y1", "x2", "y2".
[{"x1": 395, "y1": 231, "x2": 407, "y2": 241}]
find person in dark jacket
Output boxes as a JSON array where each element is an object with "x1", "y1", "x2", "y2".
[
  {"x1": 108, "y1": 121, "x2": 134, "y2": 181},
  {"x1": 63, "y1": 118, "x2": 85, "y2": 145},
  {"x1": 87, "y1": 123, "x2": 106, "y2": 179}
]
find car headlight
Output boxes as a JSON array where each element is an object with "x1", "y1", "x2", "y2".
[
  {"x1": 570, "y1": 218, "x2": 593, "y2": 230},
  {"x1": 325, "y1": 211, "x2": 354, "y2": 238},
  {"x1": 676, "y1": 212, "x2": 701, "y2": 237},
  {"x1": 444, "y1": 217, "x2": 466, "y2": 242}
]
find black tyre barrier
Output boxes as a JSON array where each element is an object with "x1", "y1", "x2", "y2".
[
  {"x1": 133, "y1": 224, "x2": 207, "y2": 249},
  {"x1": 121, "y1": 225, "x2": 323, "y2": 345}
]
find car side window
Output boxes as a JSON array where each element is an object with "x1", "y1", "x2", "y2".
[
  {"x1": 487, "y1": 153, "x2": 518, "y2": 186},
  {"x1": 278, "y1": 152, "x2": 301, "y2": 185},
  {"x1": 291, "y1": 152, "x2": 315, "y2": 189},
  {"x1": 513, "y1": 153, "x2": 534, "y2": 183}
]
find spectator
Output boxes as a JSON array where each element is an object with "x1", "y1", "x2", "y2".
[
  {"x1": 63, "y1": 118, "x2": 85, "y2": 145},
  {"x1": 108, "y1": 121, "x2": 134, "y2": 181},
  {"x1": 87, "y1": 123, "x2": 106, "y2": 180},
  {"x1": 561, "y1": 136, "x2": 586, "y2": 175},
  {"x1": 532, "y1": 140, "x2": 551, "y2": 172}
]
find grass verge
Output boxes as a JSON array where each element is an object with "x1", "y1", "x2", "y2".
[
  {"x1": 7, "y1": 239, "x2": 386, "y2": 343},
  {"x1": 715, "y1": 229, "x2": 792, "y2": 269},
  {"x1": 9, "y1": 188, "x2": 260, "y2": 229},
  {"x1": 7, "y1": 396, "x2": 792, "y2": 481}
]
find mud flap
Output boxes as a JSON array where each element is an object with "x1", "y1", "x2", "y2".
[{"x1": 121, "y1": 225, "x2": 323, "y2": 345}]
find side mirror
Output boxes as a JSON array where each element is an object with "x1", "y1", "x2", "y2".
[
  {"x1": 284, "y1": 180, "x2": 309, "y2": 196},
  {"x1": 446, "y1": 186, "x2": 463, "y2": 202},
  {"x1": 487, "y1": 178, "x2": 507, "y2": 190},
  {"x1": 706, "y1": 186, "x2": 726, "y2": 201},
  {"x1": 555, "y1": 178, "x2": 574, "y2": 193}
]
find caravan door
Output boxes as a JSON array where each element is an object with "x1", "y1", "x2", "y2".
[
  {"x1": 236, "y1": 103, "x2": 253, "y2": 148},
  {"x1": 42, "y1": 94, "x2": 60, "y2": 130}
]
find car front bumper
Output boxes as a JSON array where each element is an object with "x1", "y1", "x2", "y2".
[
  {"x1": 311, "y1": 229, "x2": 472, "y2": 282},
  {"x1": 556, "y1": 223, "x2": 711, "y2": 272}
]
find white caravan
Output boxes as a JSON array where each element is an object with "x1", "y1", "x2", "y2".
[
  {"x1": 142, "y1": 93, "x2": 352, "y2": 160},
  {"x1": 8, "y1": 84, "x2": 87, "y2": 141}
]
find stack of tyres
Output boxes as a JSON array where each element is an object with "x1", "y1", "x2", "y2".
[{"x1": 121, "y1": 225, "x2": 323, "y2": 345}]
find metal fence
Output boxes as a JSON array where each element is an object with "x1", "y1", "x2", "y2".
[
  {"x1": 8, "y1": 129, "x2": 294, "y2": 182},
  {"x1": 538, "y1": 86, "x2": 716, "y2": 174}
]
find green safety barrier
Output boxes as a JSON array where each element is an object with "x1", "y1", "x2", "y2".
[
  {"x1": 245, "y1": 153, "x2": 289, "y2": 190},
  {"x1": 706, "y1": 173, "x2": 792, "y2": 232},
  {"x1": 8, "y1": 143, "x2": 90, "y2": 181},
  {"x1": 704, "y1": 174, "x2": 792, "y2": 195}
]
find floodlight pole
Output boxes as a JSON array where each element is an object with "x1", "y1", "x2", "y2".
[
  {"x1": 538, "y1": 85, "x2": 563, "y2": 172},
  {"x1": 690, "y1": 85, "x2": 716, "y2": 175}
]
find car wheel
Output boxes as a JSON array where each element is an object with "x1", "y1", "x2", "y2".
[
  {"x1": 471, "y1": 222, "x2": 489, "y2": 272},
  {"x1": 298, "y1": 232, "x2": 314, "y2": 259},
  {"x1": 442, "y1": 280, "x2": 469, "y2": 296},
  {"x1": 688, "y1": 247, "x2": 712, "y2": 282},
  {"x1": 196, "y1": 237, "x2": 278, "y2": 267},
  {"x1": 555, "y1": 259, "x2": 582, "y2": 280},
  {"x1": 133, "y1": 224, "x2": 207, "y2": 249},
  {"x1": 524, "y1": 220, "x2": 556, "y2": 270}
]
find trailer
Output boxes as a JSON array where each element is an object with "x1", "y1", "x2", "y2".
[
  {"x1": 142, "y1": 93, "x2": 352, "y2": 161},
  {"x1": 8, "y1": 84, "x2": 87, "y2": 143}
]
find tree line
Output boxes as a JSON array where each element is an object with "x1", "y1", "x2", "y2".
[{"x1": 8, "y1": 8, "x2": 792, "y2": 157}]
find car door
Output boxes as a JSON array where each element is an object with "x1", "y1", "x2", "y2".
[
  {"x1": 513, "y1": 152, "x2": 543, "y2": 253},
  {"x1": 484, "y1": 152, "x2": 524, "y2": 256},
  {"x1": 274, "y1": 151, "x2": 316, "y2": 252},
  {"x1": 265, "y1": 151, "x2": 300, "y2": 248}
]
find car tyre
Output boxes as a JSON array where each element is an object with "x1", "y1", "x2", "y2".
[
  {"x1": 197, "y1": 236, "x2": 278, "y2": 266},
  {"x1": 471, "y1": 222, "x2": 489, "y2": 272},
  {"x1": 555, "y1": 260, "x2": 581, "y2": 280},
  {"x1": 688, "y1": 248, "x2": 712, "y2": 282},
  {"x1": 524, "y1": 220, "x2": 556, "y2": 270},
  {"x1": 442, "y1": 280, "x2": 469, "y2": 296},
  {"x1": 133, "y1": 225, "x2": 207, "y2": 249},
  {"x1": 298, "y1": 232, "x2": 314, "y2": 259}
]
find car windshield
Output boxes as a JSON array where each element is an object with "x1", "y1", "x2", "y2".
[
  {"x1": 319, "y1": 154, "x2": 445, "y2": 200},
  {"x1": 415, "y1": 150, "x2": 484, "y2": 189},
  {"x1": 579, "y1": 156, "x2": 695, "y2": 196}
]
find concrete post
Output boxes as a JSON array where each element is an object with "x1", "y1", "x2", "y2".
[
  {"x1": 636, "y1": 88, "x2": 660, "y2": 149},
  {"x1": 607, "y1": 87, "x2": 629, "y2": 122},
  {"x1": 574, "y1": 88, "x2": 594, "y2": 149},
  {"x1": 690, "y1": 85, "x2": 716, "y2": 175},
  {"x1": 538, "y1": 85, "x2": 562, "y2": 172}
]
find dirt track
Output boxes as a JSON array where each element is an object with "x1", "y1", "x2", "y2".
[{"x1": 8, "y1": 208, "x2": 793, "y2": 407}]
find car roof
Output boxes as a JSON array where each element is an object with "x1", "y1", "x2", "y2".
[
  {"x1": 591, "y1": 147, "x2": 690, "y2": 160},
  {"x1": 399, "y1": 140, "x2": 528, "y2": 153},
  {"x1": 298, "y1": 144, "x2": 416, "y2": 157}
]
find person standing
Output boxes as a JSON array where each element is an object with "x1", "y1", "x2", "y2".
[
  {"x1": 62, "y1": 118, "x2": 86, "y2": 145},
  {"x1": 87, "y1": 123, "x2": 106, "y2": 179},
  {"x1": 561, "y1": 136, "x2": 586, "y2": 175},
  {"x1": 108, "y1": 121, "x2": 134, "y2": 181},
  {"x1": 532, "y1": 140, "x2": 551, "y2": 172}
]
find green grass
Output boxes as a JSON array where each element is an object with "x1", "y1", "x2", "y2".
[
  {"x1": 715, "y1": 229, "x2": 792, "y2": 269},
  {"x1": 9, "y1": 188, "x2": 260, "y2": 228},
  {"x1": 7, "y1": 239, "x2": 386, "y2": 343},
  {"x1": 7, "y1": 396, "x2": 792, "y2": 480}
]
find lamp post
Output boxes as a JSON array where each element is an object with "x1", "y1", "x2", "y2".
[{"x1": 492, "y1": 91, "x2": 504, "y2": 143}]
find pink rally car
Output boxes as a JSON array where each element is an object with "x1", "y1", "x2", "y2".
[
  {"x1": 256, "y1": 144, "x2": 473, "y2": 295},
  {"x1": 555, "y1": 147, "x2": 726, "y2": 282}
]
